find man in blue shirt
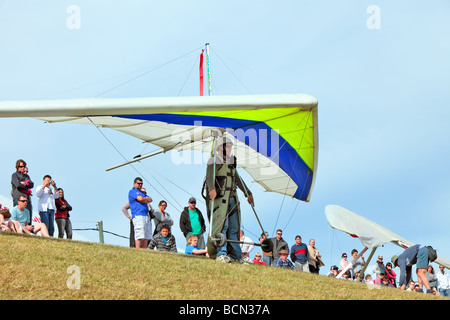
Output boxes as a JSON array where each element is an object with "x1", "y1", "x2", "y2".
[
  {"x1": 128, "y1": 177, "x2": 152, "y2": 248},
  {"x1": 10, "y1": 194, "x2": 49, "y2": 236}
]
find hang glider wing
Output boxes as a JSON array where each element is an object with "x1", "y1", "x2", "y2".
[
  {"x1": 0, "y1": 93, "x2": 318, "y2": 201},
  {"x1": 325, "y1": 205, "x2": 450, "y2": 269}
]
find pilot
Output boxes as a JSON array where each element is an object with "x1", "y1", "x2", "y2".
[
  {"x1": 204, "y1": 136, "x2": 254, "y2": 263},
  {"x1": 391, "y1": 244, "x2": 435, "y2": 294}
]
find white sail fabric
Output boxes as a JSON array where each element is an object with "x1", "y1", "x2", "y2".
[
  {"x1": 325, "y1": 205, "x2": 450, "y2": 269},
  {"x1": 0, "y1": 94, "x2": 318, "y2": 200}
]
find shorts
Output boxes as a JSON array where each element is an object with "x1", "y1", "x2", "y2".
[
  {"x1": 416, "y1": 246, "x2": 429, "y2": 269},
  {"x1": 133, "y1": 215, "x2": 152, "y2": 240}
]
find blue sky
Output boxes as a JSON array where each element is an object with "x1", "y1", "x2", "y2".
[{"x1": 1, "y1": 1, "x2": 449, "y2": 278}]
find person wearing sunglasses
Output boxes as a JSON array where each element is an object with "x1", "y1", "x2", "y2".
[
  {"x1": 180, "y1": 197, "x2": 206, "y2": 249},
  {"x1": 11, "y1": 159, "x2": 34, "y2": 224},
  {"x1": 128, "y1": 177, "x2": 153, "y2": 248},
  {"x1": 9, "y1": 194, "x2": 49, "y2": 236},
  {"x1": 340, "y1": 253, "x2": 349, "y2": 271},
  {"x1": 267, "y1": 229, "x2": 289, "y2": 266}
]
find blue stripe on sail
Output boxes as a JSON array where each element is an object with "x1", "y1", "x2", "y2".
[{"x1": 113, "y1": 114, "x2": 312, "y2": 200}]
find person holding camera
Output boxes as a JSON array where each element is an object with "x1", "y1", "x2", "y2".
[{"x1": 36, "y1": 175, "x2": 59, "y2": 237}]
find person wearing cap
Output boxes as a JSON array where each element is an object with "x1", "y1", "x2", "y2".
[
  {"x1": 274, "y1": 249, "x2": 295, "y2": 269},
  {"x1": 204, "y1": 136, "x2": 254, "y2": 263},
  {"x1": 391, "y1": 244, "x2": 433, "y2": 293},
  {"x1": 373, "y1": 270, "x2": 386, "y2": 285},
  {"x1": 328, "y1": 265, "x2": 339, "y2": 278},
  {"x1": 180, "y1": 197, "x2": 206, "y2": 249}
]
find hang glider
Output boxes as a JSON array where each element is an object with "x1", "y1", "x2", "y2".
[
  {"x1": 0, "y1": 93, "x2": 318, "y2": 201},
  {"x1": 325, "y1": 205, "x2": 450, "y2": 272}
]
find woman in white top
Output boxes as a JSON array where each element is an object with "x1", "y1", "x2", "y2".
[
  {"x1": 340, "y1": 252, "x2": 349, "y2": 271},
  {"x1": 35, "y1": 175, "x2": 59, "y2": 237}
]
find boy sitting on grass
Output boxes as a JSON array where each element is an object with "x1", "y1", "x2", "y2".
[{"x1": 185, "y1": 234, "x2": 209, "y2": 257}]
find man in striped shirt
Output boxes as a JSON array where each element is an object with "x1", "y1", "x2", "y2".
[{"x1": 290, "y1": 235, "x2": 310, "y2": 273}]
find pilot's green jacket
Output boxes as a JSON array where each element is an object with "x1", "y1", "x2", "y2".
[{"x1": 204, "y1": 153, "x2": 251, "y2": 259}]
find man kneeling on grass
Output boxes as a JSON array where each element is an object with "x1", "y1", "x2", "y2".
[{"x1": 9, "y1": 194, "x2": 49, "y2": 237}]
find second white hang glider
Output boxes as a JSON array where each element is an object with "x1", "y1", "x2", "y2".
[{"x1": 325, "y1": 205, "x2": 450, "y2": 271}]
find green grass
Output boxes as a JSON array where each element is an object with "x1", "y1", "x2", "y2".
[{"x1": 0, "y1": 232, "x2": 446, "y2": 300}]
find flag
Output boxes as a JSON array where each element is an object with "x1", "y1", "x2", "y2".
[
  {"x1": 199, "y1": 49, "x2": 204, "y2": 96},
  {"x1": 32, "y1": 216, "x2": 41, "y2": 223}
]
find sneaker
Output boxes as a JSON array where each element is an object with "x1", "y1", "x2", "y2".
[
  {"x1": 216, "y1": 255, "x2": 232, "y2": 263},
  {"x1": 232, "y1": 258, "x2": 250, "y2": 265}
]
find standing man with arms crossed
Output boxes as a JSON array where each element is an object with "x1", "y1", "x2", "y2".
[{"x1": 128, "y1": 177, "x2": 153, "y2": 249}]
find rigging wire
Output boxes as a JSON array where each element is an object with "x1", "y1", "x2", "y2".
[
  {"x1": 271, "y1": 111, "x2": 313, "y2": 235},
  {"x1": 42, "y1": 46, "x2": 203, "y2": 99},
  {"x1": 177, "y1": 54, "x2": 200, "y2": 96},
  {"x1": 95, "y1": 46, "x2": 203, "y2": 97},
  {"x1": 210, "y1": 47, "x2": 252, "y2": 94},
  {"x1": 139, "y1": 161, "x2": 205, "y2": 206},
  {"x1": 281, "y1": 199, "x2": 301, "y2": 231},
  {"x1": 211, "y1": 46, "x2": 286, "y2": 93},
  {"x1": 136, "y1": 161, "x2": 184, "y2": 212},
  {"x1": 86, "y1": 117, "x2": 183, "y2": 213}
]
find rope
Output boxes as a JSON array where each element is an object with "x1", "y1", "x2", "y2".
[
  {"x1": 87, "y1": 117, "x2": 183, "y2": 213},
  {"x1": 271, "y1": 111, "x2": 312, "y2": 235},
  {"x1": 177, "y1": 54, "x2": 200, "y2": 96},
  {"x1": 211, "y1": 45, "x2": 286, "y2": 93},
  {"x1": 95, "y1": 46, "x2": 203, "y2": 97},
  {"x1": 210, "y1": 47, "x2": 252, "y2": 94}
]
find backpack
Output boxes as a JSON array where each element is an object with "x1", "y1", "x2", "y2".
[{"x1": 427, "y1": 246, "x2": 438, "y2": 262}]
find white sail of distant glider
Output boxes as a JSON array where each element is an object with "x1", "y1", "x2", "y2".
[{"x1": 325, "y1": 205, "x2": 450, "y2": 271}]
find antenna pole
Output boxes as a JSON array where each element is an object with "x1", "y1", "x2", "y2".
[{"x1": 205, "y1": 43, "x2": 212, "y2": 96}]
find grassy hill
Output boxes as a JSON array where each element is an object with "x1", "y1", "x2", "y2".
[{"x1": 1, "y1": 232, "x2": 445, "y2": 300}]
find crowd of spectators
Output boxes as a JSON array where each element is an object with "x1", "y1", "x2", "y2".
[
  {"x1": 2, "y1": 160, "x2": 449, "y2": 298},
  {"x1": 324, "y1": 250, "x2": 450, "y2": 296},
  {"x1": 1, "y1": 159, "x2": 73, "y2": 239}
]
